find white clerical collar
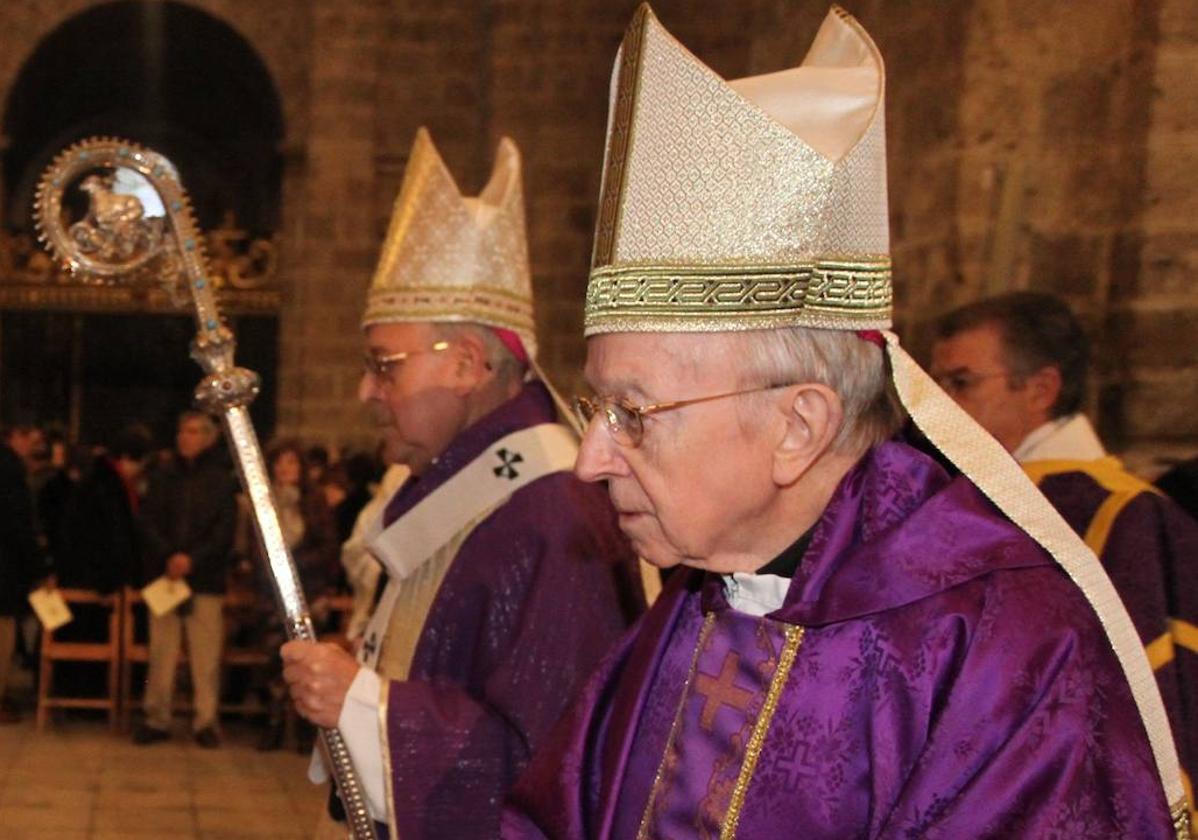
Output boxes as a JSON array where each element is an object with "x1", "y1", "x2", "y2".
[
  {"x1": 1013, "y1": 413, "x2": 1107, "y2": 464},
  {"x1": 721, "y1": 572, "x2": 790, "y2": 617}
]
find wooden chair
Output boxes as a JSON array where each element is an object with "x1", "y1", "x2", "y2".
[
  {"x1": 118, "y1": 586, "x2": 152, "y2": 730},
  {"x1": 36, "y1": 588, "x2": 122, "y2": 731},
  {"x1": 217, "y1": 587, "x2": 272, "y2": 716},
  {"x1": 313, "y1": 592, "x2": 356, "y2": 646}
]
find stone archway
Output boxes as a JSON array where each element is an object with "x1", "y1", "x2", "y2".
[
  {"x1": 3, "y1": 0, "x2": 284, "y2": 234},
  {"x1": 0, "y1": 1, "x2": 286, "y2": 445}
]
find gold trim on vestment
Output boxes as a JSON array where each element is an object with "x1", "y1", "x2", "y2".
[
  {"x1": 1171, "y1": 619, "x2": 1198, "y2": 657},
  {"x1": 1148, "y1": 631, "x2": 1177, "y2": 670},
  {"x1": 636, "y1": 612, "x2": 716, "y2": 840},
  {"x1": 1023, "y1": 458, "x2": 1161, "y2": 564},
  {"x1": 584, "y1": 259, "x2": 892, "y2": 335},
  {"x1": 1083, "y1": 491, "x2": 1136, "y2": 565},
  {"x1": 1022, "y1": 456, "x2": 1163, "y2": 498},
  {"x1": 1173, "y1": 796, "x2": 1192, "y2": 839},
  {"x1": 720, "y1": 624, "x2": 804, "y2": 840},
  {"x1": 378, "y1": 677, "x2": 398, "y2": 837},
  {"x1": 1181, "y1": 769, "x2": 1196, "y2": 837}
]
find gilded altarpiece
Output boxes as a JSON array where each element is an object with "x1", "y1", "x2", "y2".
[{"x1": 0, "y1": 217, "x2": 280, "y2": 444}]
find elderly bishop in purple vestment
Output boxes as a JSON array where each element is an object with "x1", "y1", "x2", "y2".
[
  {"x1": 502, "y1": 6, "x2": 1190, "y2": 839},
  {"x1": 281, "y1": 128, "x2": 645, "y2": 839}
]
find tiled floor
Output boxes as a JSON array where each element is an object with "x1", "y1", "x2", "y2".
[{"x1": 0, "y1": 715, "x2": 330, "y2": 839}]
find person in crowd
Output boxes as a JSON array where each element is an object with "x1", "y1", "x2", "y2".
[
  {"x1": 0, "y1": 423, "x2": 46, "y2": 722},
  {"x1": 51, "y1": 425, "x2": 151, "y2": 593},
  {"x1": 255, "y1": 438, "x2": 340, "y2": 751},
  {"x1": 134, "y1": 411, "x2": 237, "y2": 748},
  {"x1": 264, "y1": 439, "x2": 341, "y2": 598},
  {"x1": 931, "y1": 290, "x2": 1198, "y2": 815},
  {"x1": 503, "y1": 7, "x2": 1186, "y2": 837},
  {"x1": 339, "y1": 457, "x2": 409, "y2": 645},
  {"x1": 305, "y1": 444, "x2": 331, "y2": 489},
  {"x1": 36, "y1": 440, "x2": 84, "y2": 558},
  {"x1": 280, "y1": 127, "x2": 644, "y2": 838},
  {"x1": 330, "y1": 450, "x2": 381, "y2": 545},
  {"x1": 1156, "y1": 457, "x2": 1198, "y2": 523}
]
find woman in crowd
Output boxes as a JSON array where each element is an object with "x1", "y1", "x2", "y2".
[{"x1": 254, "y1": 439, "x2": 339, "y2": 750}]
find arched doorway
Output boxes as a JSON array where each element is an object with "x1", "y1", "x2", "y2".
[{"x1": 0, "y1": 1, "x2": 284, "y2": 447}]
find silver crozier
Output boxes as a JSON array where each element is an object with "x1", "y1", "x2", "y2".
[{"x1": 35, "y1": 137, "x2": 377, "y2": 840}]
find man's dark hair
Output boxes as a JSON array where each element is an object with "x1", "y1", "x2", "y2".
[
  {"x1": 936, "y1": 291, "x2": 1089, "y2": 418},
  {"x1": 112, "y1": 424, "x2": 153, "y2": 461},
  {"x1": 306, "y1": 444, "x2": 330, "y2": 469}
]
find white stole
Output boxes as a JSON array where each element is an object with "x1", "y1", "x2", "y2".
[{"x1": 357, "y1": 422, "x2": 578, "y2": 671}]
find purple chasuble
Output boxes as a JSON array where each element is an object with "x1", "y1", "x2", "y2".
[
  {"x1": 503, "y1": 442, "x2": 1175, "y2": 839},
  {"x1": 375, "y1": 382, "x2": 644, "y2": 839},
  {"x1": 1035, "y1": 465, "x2": 1198, "y2": 818}
]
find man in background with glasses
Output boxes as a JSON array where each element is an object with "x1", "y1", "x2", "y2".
[
  {"x1": 282, "y1": 128, "x2": 644, "y2": 840},
  {"x1": 504, "y1": 7, "x2": 1184, "y2": 837},
  {"x1": 933, "y1": 291, "x2": 1198, "y2": 820}
]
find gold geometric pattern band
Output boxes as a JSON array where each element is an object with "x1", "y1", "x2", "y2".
[
  {"x1": 721, "y1": 623, "x2": 805, "y2": 840},
  {"x1": 592, "y1": 3, "x2": 650, "y2": 268},
  {"x1": 1173, "y1": 797, "x2": 1192, "y2": 839},
  {"x1": 585, "y1": 258, "x2": 892, "y2": 334},
  {"x1": 365, "y1": 284, "x2": 536, "y2": 337}
]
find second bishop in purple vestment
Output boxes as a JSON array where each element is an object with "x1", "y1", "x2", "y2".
[{"x1": 289, "y1": 126, "x2": 645, "y2": 839}]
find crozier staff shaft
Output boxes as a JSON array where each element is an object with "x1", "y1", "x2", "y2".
[{"x1": 36, "y1": 138, "x2": 378, "y2": 840}]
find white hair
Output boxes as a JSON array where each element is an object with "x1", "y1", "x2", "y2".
[
  {"x1": 727, "y1": 327, "x2": 901, "y2": 455},
  {"x1": 430, "y1": 322, "x2": 528, "y2": 387}
]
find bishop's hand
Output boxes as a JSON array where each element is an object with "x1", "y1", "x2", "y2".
[{"x1": 281, "y1": 640, "x2": 360, "y2": 728}]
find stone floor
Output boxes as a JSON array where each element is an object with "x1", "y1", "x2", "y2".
[{"x1": 0, "y1": 714, "x2": 330, "y2": 839}]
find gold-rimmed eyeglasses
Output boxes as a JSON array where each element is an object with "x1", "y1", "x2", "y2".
[
  {"x1": 363, "y1": 340, "x2": 452, "y2": 386},
  {"x1": 573, "y1": 383, "x2": 794, "y2": 448}
]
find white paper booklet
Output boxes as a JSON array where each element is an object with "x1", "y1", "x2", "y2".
[
  {"x1": 141, "y1": 576, "x2": 192, "y2": 617},
  {"x1": 28, "y1": 588, "x2": 72, "y2": 632}
]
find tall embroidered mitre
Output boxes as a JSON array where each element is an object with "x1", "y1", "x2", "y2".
[{"x1": 363, "y1": 127, "x2": 538, "y2": 360}]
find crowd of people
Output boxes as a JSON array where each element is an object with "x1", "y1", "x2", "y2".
[{"x1": 0, "y1": 410, "x2": 389, "y2": 749}]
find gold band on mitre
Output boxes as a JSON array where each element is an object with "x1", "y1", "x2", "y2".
[
  {"x1": 584, "y1": 257, "x2": 892, "y2": 334},
  {"x1": 362, "y1": 128, "x2": 538, "y2": 359},
  {"x1": 366, "y1": 285, "x2": 537, "y2": 340},
  {"x1": 585, "y1": 4, "x2": 891, "y2": 337}
]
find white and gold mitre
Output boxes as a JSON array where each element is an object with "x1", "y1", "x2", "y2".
[
  {"x1": 363, "y1": 128, "x2": 538, "y2": 358},
  {"x1": 585, "y1": 4, "x2": 890, "y2": 336}
]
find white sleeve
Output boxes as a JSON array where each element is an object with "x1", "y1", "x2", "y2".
[{"x1": 336, "y1": 667, "x2": 388, "y2": 821}]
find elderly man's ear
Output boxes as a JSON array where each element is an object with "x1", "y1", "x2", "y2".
[
  {"x1": 448, "y1": 333, "x2": 494, "y2": 393},
  {"x1": 771, "y1": 384, "x2": 843, "y2": 486}
]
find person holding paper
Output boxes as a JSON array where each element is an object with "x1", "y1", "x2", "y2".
[
  {"x1": 0, "y1": 423, "x2": 46, "y2": 723},
  {"x1": 134, "y1": 411, "x2": 237, "y2": 748}
]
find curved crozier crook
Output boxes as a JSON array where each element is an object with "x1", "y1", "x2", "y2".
[{"x1": 34, "y1": 137, "x2": 250, "y2": 404}]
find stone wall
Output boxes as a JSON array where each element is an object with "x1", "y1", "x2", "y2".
[{"x1": 1, "y1": 0, "x2": 1195, "y2": 472}]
